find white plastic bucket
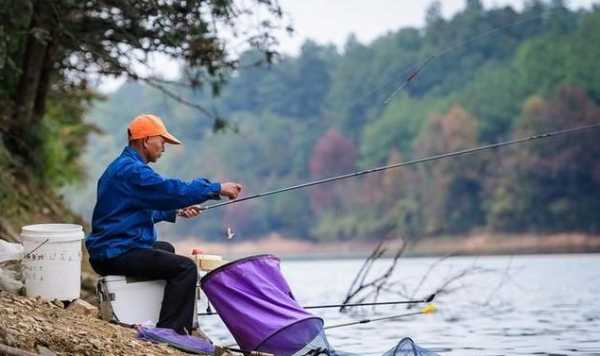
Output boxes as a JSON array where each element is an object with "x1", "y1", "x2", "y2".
[{"x1": 21, "y1": 224, "x2": 84, "y2": 300}]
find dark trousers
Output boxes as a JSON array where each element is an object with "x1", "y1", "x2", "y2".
[{"x1": 90, "y1": 241, "x2": 197, "y2": 334}]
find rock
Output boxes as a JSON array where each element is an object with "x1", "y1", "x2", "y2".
[
  {"x1": 89, "y1": 338, "x2": 102, "y2": 349},
  {"x1": 66, "y1": 299, "x2": 98, "y2": 317},
  {"x1": 45, "y1": 301, "x2": 60, "y2": 309},
  {"x1": 36, "y1": 345, "x2": 57, "y2": 356},
  {"x1": 0, "y1": 327, "x2": 18, "y2": 347},
  {"x1": 0, "y1": 326, "x2": 8, "y2": 343},
  {"x1": 0, "y1": 267, "x2": 23, "y2": 294},
  {"x1": 32, "y1": 316, "x2": 46, "y2": 323}
]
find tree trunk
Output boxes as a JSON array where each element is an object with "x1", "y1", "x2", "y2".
[
  {"x1": 32, "y1": 43, "x2": 56, "y2": 126},
  {"x1": 9, "y1": 0, "x2": 54, "y2": 159}
]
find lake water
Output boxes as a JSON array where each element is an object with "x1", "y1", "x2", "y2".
[{"x1": 199, "y1": 254, "x2": 600, "y2": 355}]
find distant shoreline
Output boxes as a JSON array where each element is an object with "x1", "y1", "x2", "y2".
[{"x1": 174, "y1": 232, "x2": 600, "y2": 260}]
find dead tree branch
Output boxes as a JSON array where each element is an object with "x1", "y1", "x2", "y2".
[
  {"x1": 341, "y1": 241, "x2": 515, "y2": 313},
  {"x1": 339, "y1": 239, "x2": 406, "y2": 312}
]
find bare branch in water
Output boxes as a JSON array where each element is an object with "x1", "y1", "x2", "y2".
[
  {"x1": 339, "y1": 239, "x2": 406, "y2": 312},
  {"x1": 479, "y1": 256, "x2": 524, "y2": 306},
  {"x1": 408, "y1": 252, "x2": 456, "y2": 300},
  {"x1": 341, "y1": 241, "x2": 514, "y2": 313}
]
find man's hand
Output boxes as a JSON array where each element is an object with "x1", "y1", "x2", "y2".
[
  {"x1": 220, "y1": 182, "x2": 242, "y2": 200},
  {"x1": 177, "y1": 206, "x2": 202, "y2": 219}
]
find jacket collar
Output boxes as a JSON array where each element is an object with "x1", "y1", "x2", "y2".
[{"x1": 122, "y1": 146, "x2": 146, "y2": 163}]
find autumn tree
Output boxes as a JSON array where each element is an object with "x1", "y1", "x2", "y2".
[
  {"x1": 488, "y1": 86, "x2": 600, "y2": 232},
  {"x1": 308, "y1": 128, "x2": 356, "y2": 213},
  {"x1": 414, "y1": 105, "x2": 484, "y2": 235}
]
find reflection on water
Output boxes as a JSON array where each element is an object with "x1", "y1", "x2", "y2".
[{"x1": 199, "y1": 254, "x2": 600, "y2": 355}]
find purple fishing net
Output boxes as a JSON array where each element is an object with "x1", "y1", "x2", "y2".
[
  {"x1": 256, "y1": 317, "x2": 329, "y2": 355},
  {"x1": 200, "y1": 255, "x2": 440, "y2": 356},
  {"x1": 201, "y1": 255, "x2": 324, "y2": 355}
]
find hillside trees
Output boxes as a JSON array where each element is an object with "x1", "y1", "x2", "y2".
[
  {"x1": 488, "y1": 86, "x2": 600, "y2": 232},
  {"x1": 69, "y1": 1, "x2": 600, "y2": 241}
]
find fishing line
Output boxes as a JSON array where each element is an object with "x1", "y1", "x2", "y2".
[
  {"x1": 198, "y1": 123, "x2": 600, "y2": 212},
  {"x1": 382, "y1": 11, "x2": 548, "y2": 104},
  {"x1": 324, "y1": 9, "x2": 550, "y2": 111}
]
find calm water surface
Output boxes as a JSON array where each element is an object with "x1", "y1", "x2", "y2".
[{"x1": 200, "y1": 254, "x2": 600, "y2": 355}]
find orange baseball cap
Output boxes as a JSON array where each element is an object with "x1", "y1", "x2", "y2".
[{"x1": 127, "y1": 114, "x2": 182, "y2": 144}]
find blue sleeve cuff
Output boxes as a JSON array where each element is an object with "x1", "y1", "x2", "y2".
[
  {"x1": 164, "y1": 209, "x2": 177, "y2": 223},
  {"x1": 153, "y1": 209, "x2": 177, "y2": 223},
  {"x1": 209, "y1": 182, "x2": 222, "y2": 200}
]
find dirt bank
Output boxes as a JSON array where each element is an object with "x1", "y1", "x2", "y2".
[{"x1": 0, "y1": 291, "x2": 187, "y2": 355}]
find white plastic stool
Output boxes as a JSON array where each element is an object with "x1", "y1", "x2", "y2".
[
  {"x1": 98, "y1": 275, "x2": 200, "y2": 328},
  {"x1": 98, "y1": 276, "x2": 166, "y2": 325}
]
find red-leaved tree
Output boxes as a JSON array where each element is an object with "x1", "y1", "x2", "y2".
[{"x1": 308, "y1": 128, "x2": 356, "y2": 213}]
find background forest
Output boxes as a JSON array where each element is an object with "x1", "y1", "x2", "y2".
[{"x1": 7, "y1": 1, "x2": 599, "y2": 243}]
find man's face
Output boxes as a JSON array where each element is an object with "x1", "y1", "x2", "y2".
[{"x1": 144, "y1": 135, "x2": 166, "y2": 163}]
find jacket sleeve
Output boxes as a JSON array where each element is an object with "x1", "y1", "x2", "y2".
[
  {"x1": 125, "y1": 164, "x2": 221, "y2": 211},
  {"x1": 152, "y1": 210, "x2": 177, "y2": 223}
]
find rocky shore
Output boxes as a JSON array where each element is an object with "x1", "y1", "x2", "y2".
[{"x1": 0, "y1": 291, "x2": 188, "y2": 356}]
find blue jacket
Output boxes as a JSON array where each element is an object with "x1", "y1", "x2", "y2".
[{"x1": 85, "y1": 146, "x2": 221, "y2": 260}]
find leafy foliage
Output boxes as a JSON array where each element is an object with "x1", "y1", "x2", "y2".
[
  {"x1": 68, "y1": 1, "x2": 600, "y2": 241},
  {"x1": 0, "y1": 0, "x2": 287, "y2": 238}
]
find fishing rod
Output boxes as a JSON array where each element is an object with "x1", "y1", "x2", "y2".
[
  {"x1": 196, "y1": 10, "x2": 583, "y2": 213},
  {"x1": 304, "y1": 293, "x2": 435, "y2": 311},
  {"x1": 197, "y1": 294, "x2": 436, "y2": 316},
  {"x1": 198, "y1": 123, "x2": 600, "y2": 212},
  {"x1": 324, "y1": 304, "x2": 437, "y2": 330}
]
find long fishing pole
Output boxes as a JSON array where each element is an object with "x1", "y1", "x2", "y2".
[
  {"x1": 198, "y1": 10, "x2": 581, "y2": 213},
  {"x1": 197, "y1": 294, "x2": 436, "y2": 316},
  {"x1": 199, "y1": 123, "x2": 600, "y2": 211},
  {"x1": 304, "y1": 293, "x2": 435, "y2": 310},
  {"x1": 324, "y1": 304, "x2": 437, "y2": 330}
]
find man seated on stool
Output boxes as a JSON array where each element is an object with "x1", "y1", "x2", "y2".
[{"x1": 85, "y1": 114, "x2": 242, "y2": 335}]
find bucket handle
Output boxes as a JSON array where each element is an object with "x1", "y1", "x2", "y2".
[{"x1": 23, "y1": 238, "x2": 50, "y2": 259}]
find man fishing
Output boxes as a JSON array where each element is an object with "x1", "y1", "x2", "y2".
[{"x1": 85, "y1": 113, "x2": 242, "y2": 335}]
